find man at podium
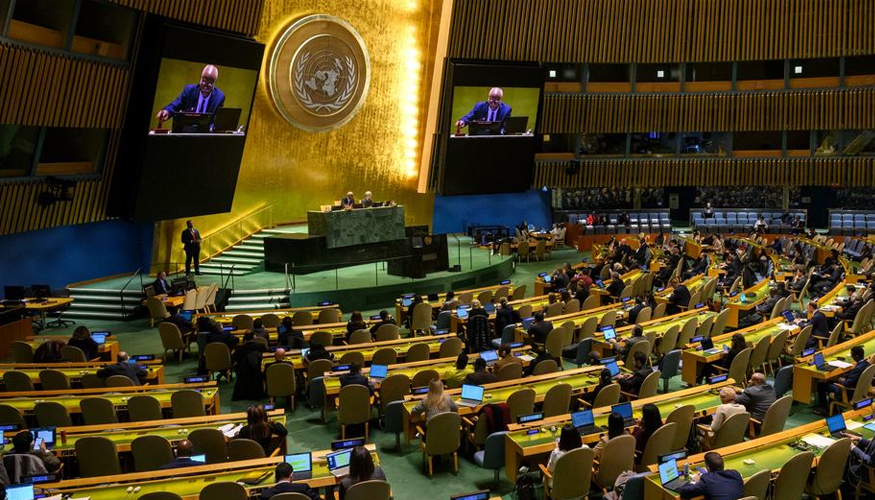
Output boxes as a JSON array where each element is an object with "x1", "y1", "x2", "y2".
[
  {"x1": 455, "y1": 87, "x2": 512, "y2": 135},
  {"x1": 156, "y1": 64, "x2": 225, "y2": 124}
]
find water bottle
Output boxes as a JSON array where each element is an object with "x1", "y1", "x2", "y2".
[{"x1": 683, "y1": 462, "x2": 690, "y2": 479}]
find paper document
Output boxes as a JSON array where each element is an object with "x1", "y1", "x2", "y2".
[
  {"x1": 801, "y1": 433, "x2": 835, "y2": 448},
  {"x1": 219, "y1": 423, "x2": 243, "y2": 438},
  {"x1": 847, "y1": 419, "x2": 865, "y2": 430},
  {"x1": 518, "y1": 355, "x2": 534, "y2": 362},
  {"x1": 828, "y1": 360, "x2": 852, "y2": 369}
]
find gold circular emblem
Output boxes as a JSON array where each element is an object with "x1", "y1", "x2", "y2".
[{"x1": 268, "y1": 15, "x2": 370, "y2": 132}]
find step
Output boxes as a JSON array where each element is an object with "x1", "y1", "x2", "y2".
[
  {"x1": 260, "y1": 227, "x2": 303, "y2": 235},
  {"x1": 68, "y1": 302, "x2": 139, "y2": 312},
  {"x1": 199, "y1": 262, "x2": 256, "y2": 271},
  {"x1": 237, "y1": 241, "x2": 264, "y2": 249},
  {"x1": 227, "y1": 294, "x2": 290, "y2": 303},
  {"x1": 68, "y1": 287, "x2": 144, "y2": 297},
  {"x1": 197, "y1": 267, "x2": 250, "y2": 276},
  {"x1": 223, "y1": 250, "x2": 263, "y2": 258},
  {"x1": 69, "y1": 294, "x2": 142, "y2": 304},
  {"x1": 232, "y1": 288, "x2": 291, "y2": 296},
  {"x1": 210, "y1": 256, "x2": 263, "y2": 265},
  {"x1": 63, "y1": 310, "x2": 134, "y2": 320},
  {"x1": 226, "y1": 302, "x2": 291, "y2": 311}
]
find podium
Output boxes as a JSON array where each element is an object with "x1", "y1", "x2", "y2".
[{"x1": 307, "y1": 206, "x2": 405, "y2": 248}]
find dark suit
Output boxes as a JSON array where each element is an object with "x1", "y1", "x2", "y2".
[
  {"x1": 460, "y1": 101, "x2": 512, "y2": 133},
  {"x1": 805, "y1": 310, "x2": 830, "y2": 347},
  {"x1": 339, "y1": 373, "x2": 373, "y2": 394},
  {"x1": 181, "y1": 227, "x2": 201, "y2": 275},
  {"x1": 527, "y1": 320, "x2": 554, "y2": 344},
  {"x1": 678, "y1": 469, "x2": 745, "y2": 500},
  {"x1": 340, "y1": 197, "x2": 355, "y2": 207},
  {"x1": 97, "y1": 361, "x2": 147, "y2": 386},
  {"x1": 163, "y1": 84, "x2": 225, "y2": 116},
  {"x1": 735, "y1": 383, "x2": 777, "y2": 421},
  {"x1": 667, "y1": 284, "x2": 691, "y2": 315},
  {"x1": 152, "y1": 277, "x2": 170, "y2": 295},
  {"x1": 462, "y1": 370, "x2": 498, "y2": 386},
  {"x1": 818, "y1": 359, "x2": 871, "y2": 410},
  {"x1": 620, "y1": 366, "x2": 652, "y2": 395},
  {"x1": 606, "y1": 279, "x2": 625, "y2": 300},
  {"x1": 159, "y1": 457, "x2": 202, "y2": 470},
  {"x1": 260, "y1": 480, "x2": 320, "y2": 500}
]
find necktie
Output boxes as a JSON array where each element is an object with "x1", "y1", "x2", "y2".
[{"x1": 198, "y1": 98, "x2": 206, "y2": 113}]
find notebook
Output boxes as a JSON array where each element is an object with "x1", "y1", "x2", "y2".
[
  {"x1": 286, "y1": 452, "x2": 312, "y2": 479},
  {"x1": 485, "y1": 302, "x2": 495, "y2": 314},
  {"x1": 327, "y1": 448, "x2": 352, "y2": 476},
  {"x1": 826, "y1": 413, "x2": 859, "y2": 438},
  {"x1": 457, "y1": 384, "x2": 485, "y2": 407},
  {"x1": 369, "y1": 364, "x2": 388, "y2": 381},
  {"x1": 658, "y1": 458, "x2": 689, "y2": 491},
  {"x1": 571, "y1": 409, "x2": 602, "y2": 435},
  {"x1": 611, "y1": 402, "x2": 635, "y2": 426},
  {"x1": 480, "y1": 350, "x2": 499, "y2": 366}
]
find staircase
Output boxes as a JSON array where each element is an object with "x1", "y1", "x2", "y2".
[
  {"x1": 225, "y1": 288, "x2": 292, "y2": 311},
  {"x1": 199, "y1": 226, "x2": 304, "y2": 277},
  {"x1": 65, "y1": 287, "x2": 142, "y2": 321}
]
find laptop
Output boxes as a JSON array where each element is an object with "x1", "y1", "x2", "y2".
[
  {"x1": 658, "y1": 450, "x2": 687, "y2": 464},
  {"x1": 4, "y1": 286, "x2": 25, "y2": 302},
  {"x1": 401, "y1": 297, "x2": 414, "y2": 307},
  {"x1": 611, "y1": 402, "x2": 635, "y2": 427},
  {"x1": 468, "y1": 121, "x2": 502, "y2": 135},
  {"x1": 450, "y1": 491, "x2": 491, "y2": 500},
  {"x1": 326, "y1": 448, "x2": 352, "y2": 477},
  {"x1": 331, "y1": 438, "x2": 365, "y2": 450},
  {"x1": 427, "y1": 293, "x2": 440, "y2": 301},
  {"x1": 522, "y1": 317, "x2": 535, "y2": 330},
  {"x1": 605, "y1": 361, "x2": 620, "y2": 377},
  {"x1": 826, "y1": 413, "x2": 859, "y2": 438},
  {"x1": 782, "y1": 310, "x2": 796, "y2": 323},
  {"x1": 6, "y1": 484, "x2": 34, "y2": 500},
  {"x1": 171, "y1": 112, "x2": 212, "y2": 133},
  {"x1": 595, "y1": 280, "x2": 605, "y2": 288},
  {"x1": 503, "y1": 116, "x2": 529, "y2": 134},
  {"x1": 30, "y1": 427, "x2": 55, "y2": 450},
  {"x1": 285, "y1": 452, "x2": 312, "y2": 480},
  {"x1": 480, "y1": 350, "x2": 499, "y2": 366},
  {"x1": 543, "y1": 275, "x2": 552, "y2": 284},
  {"x1": 457, "y1": 306, "x2": 471, "y2": 320},
  {"x1": 571, "y1": 409, "x2": 603, "y2": 435},
  {"x1": 457, "y1": 384, "x2": 485, "y2": 407},
  {"x1": 179, "y1": 310, "x2": 195, "y2": 322},
  {"x1": 213, "y1": 107, "x2": 242, "y2": 133},
  {"x1": 190, "y1": 454, "x2": 206, "y2": 463},
  {"x1": 369, "y1": 364, "x2": 388, "y2": 381},
  {"x1": 812, "y1": 352, "x2": 833, "y2": 371},
  {"x1": 90, "y1": 332, "x2": 108, "y2": 345},
  {"x1": 658, "y1": 458, "x2": 690, "y2": 491},
  {"x1": 601, "y1": 326, "x2": 617, "y2": 341},
  {"x1": 485, "y1": 302, "x2": 495, "y2": 314}
]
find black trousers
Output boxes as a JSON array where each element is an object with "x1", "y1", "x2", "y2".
[{"x1": 185, "y1": 247, "x2": 200, "y2": 274}]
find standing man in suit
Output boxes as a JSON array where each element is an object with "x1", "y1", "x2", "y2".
[
  {"x1": 678, "y1": 452, "x2": 744, "y2": 500},
  {"x1": 156, "y1": 65, "x2": 225, "y2": 126},
  {"x1": 181, "y1": 220, "x2": 202, "y2": 276},
  {"x1": 455, "y1": 87, "x2": 512, "y2": 135}
]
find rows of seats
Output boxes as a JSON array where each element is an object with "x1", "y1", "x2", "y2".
[
  {"x1": 567, "y1": 211, "x2": 672, "y2": 234},
  {"x1": 839, "y1": 236, "x2": 871, "y2": 259},
  {"x1": 691, "y1": 209, "x2": 806, "y2": 232},
  {"x1": 829, "y1": 210, "x2": 875, "y2": 235}
]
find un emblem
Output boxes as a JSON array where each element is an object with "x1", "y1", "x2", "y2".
[{"x1": 269, "y1": 15, "x2": 370, "y2": 132}]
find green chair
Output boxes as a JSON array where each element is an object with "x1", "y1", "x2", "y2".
[
  {"x1": 665, "y1": 404, "x2": 695, "y2": 451},
  {"x1": 496, "y1": 363, "x2": 522, "y2": 381},
  {"x1": 61, "y1": 345, "x2": 87, "y2": 362},
  {"x1": 204, "y1": 342, "x2": 233, "y2": 381},
  {"x1": 80, "y1": 373, "x2": 105, "y2": 389},
  {"x1": 418, "y1": 411, "x2": 461, "y2": 477},
  {"x1": 159, "y1": 322, "x2": 189, "y2": 362},
  {"x1": 438, "y1": 337, "x2": 463, "y2": 358},
  {"x1": 636, "y1": 422, "x2": 676, "y2": 472},
  {"x1": 345, "y1": 479, "x2": 391, "y2": 500},
  {"x1": 754, "y1": 395, "x2": 792, "y2": 437},
  {"x1": 772, "y1": 451, "x2": 814, "y2": 500},
  {"x1": 806, "y1": 437, "x2": 850, "y2": 499},
  {"x1": 75, "y1": 436, "x2": 121, "y2": 477},
  {"x1": 309, "y1": 331, "x2": 334, "y2": 348},
  {"x1": 539, "y1": 446, "x2": 594, "y2": 499},
  {"x1": 411, "y1": 369, "x2": 439, "y2": 389},
  {"x1": 592, "y1": 434, "x2": 635, "y2": 493},
  {"x1": 227, "y1": 438, "x2": 266, "y2": 461},
  {"x1": 348, "y1": 329, "x2": 372, "y2": 345},
  {"x1": 338, "y1": 384, "x2": 371, "y2": 440},
  {"x1": 189, "y1": 428, "x2": 227, "y2": 463},
  {"x1": 405, "y1": 343, "x2": 430, "y2": 362},
  {"x1": 171, "y1": 389, "x2": 206, "y2": 418},
  {"x1": 506, "y1": 388, "x2": 535, "y2": 421},
  {"x1": 38, "y1": 369, "x2": 70, "y2": 390},
  {"x1": 542, "y1": 383, "x2": 572, "y2": 417},
  {"x1": 198, "y1": 481, "x2": 247, "y2": 500},
  {"x1": 106, "y1": 375, "x2": 134, "y2": 387},
  {"x1": 34, "y1": 401, "x2": 72, "y2": 427},
  {"x1": 266, "y1": 362, "x2": 296, "y2": 410},
  {"x1": 128, "y1": 395, "x2": 163, "y2": 421},
  {"x1": 131, "y1": 435, "x2": 174, "y2": 472},
  {"x1": 371, "y1": 347, "x2": 397, "y2": 366},
  {"x1": 3, "y1": 371, "x2": 34, "y2": 392},
  {"x1": 9, "y1": 341, "x2": 33, "y2": 363},
  {"x1": 0, "y1": 404, "x2": 25, "y2": 428},
  {"x1": 742, "y1": 469, "x2": 771, "y2": 500},
  {"x1": 80, "y1": 397, "x2": 118, "y2": 425}
]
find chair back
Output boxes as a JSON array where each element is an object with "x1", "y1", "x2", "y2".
[
  {"x1": 439, "y1": 337, "x2": 463, "y2": 358},
  {"x1": 371, "y1": 347, "x2": 397, "y2": 366},
  {"x1": 405, "y1": 343, "x2": 430, "y2": 362},
  {"x1": 374, "y1": 324, "x2": 400, "y2": 341},
  {"x1": 665, "y1": 404, "x2": 695, "y2": 450},
  {"x1": 435, "y1": 310, "x2": 453, "y2": 330},
  {"x1": 657, "y1": 325, "x2": 680, "y2": 357},
  {"x1": 578, "y1": 316, "x2": 599, "y2": 340},
  {"x1": 204, "y1": 342, "x2": 232, "y2": 373},
  {"x1": 697, "y1": 315, "x2": 714, "y2": 337},
  {"x1": 532, "y1": 358, "x2": 559, "y2": 375},
  {"x1": 574, "y1": 338, "x2": 593, "y2": 367},
  {"x1": 594, "y1": 434, "x2": 635, "y2": 489},
  {"x1": 506, "y1": 388, "x2": 536, "y2": 421},
  {"x1": 808, "y1": 437, "x2": 850, "y2": 496},
  {"x1": 498, "y1": 324, "x2": 517, "y2": 344},
  {"x1": 650, "y1": 302, "x2": 666, "y2": 319},
  {"x1": 710, "y1": 411, "x2": 750, "y2": 449},
  {"x1": 759, "y1": 395, "x2": 792, "y2": 437},
  {"x1": 518, "y1": 304, "x2": 533, "y2": 318},
  {"x1": 541, "y1": 383, "x2": 572, "y2": 417},
  {"x1": 227, "y1": 438, "x2": 266, "y2": 461},
  {"x1": 159, "y1": 322, "x2": 185, "y2": 351},
  {"x1": 592, "y1": 383, "x2": 621, "y2": 408},
  {"x1": 512, "y1": 284, "x2": 527, "y2": 301},
  {"x1": 189, "y1": 428, "x2": 228, "y2": 463},
  {"x1": 773, "y1": 365, "x2": 793, "y2": 398},
  {"x1": 319, "y1": 309, "x2": 343, "y2": 324},
  {"x1": 581, "y1": 295, "x2": 599, "y2": 311},
  {"x1": 128, "y1": 395, "x2": 163, "y2": 421},
  {"x1": 545, "y1": 327, "x2": 572, "y2": 358},
  {"x1": 495, "y1": 285, "x2": 510, "y2": 299},
  {"x1": 711, "y1": 308, "x2": 730, "y2": 337},
  {"x1": 38, "y1": 369, "x2": 70, "y2": 390},
  {"x1": 131, "y1": 435, "x2": 174, "y2": 472},
  {"x1": 138, "y1": 493, "x2": 183, "y2": 500},
  {"x1": 260, "y1": 313, "x2": 281, "y2": 328},
  {"x1": 624, "y1": 339, "x2": 652, "y2": 367},
  {"x1": 546, "y1": 302, "x2": 564, "y2": 318},
  {"x1": 458, "y1": 292, "x2": 474, "y2": 304},
  {"x1": 309, "y1": 331, "x2": 334, "y2": 348},
  {"x1": 308, "y1": 377, "x2": 326, "y2": 417},
  {"x1": 479, "y1": 431, "x2": 509, "y2": 470},
  {"x1": 728, "y1": 348, "x2": 752, "y2": 387},
  {"x1": 2, "y1": 371, "x2": 33, "y2": 392},
  {"x1": 638, "y1": 422, "x2": 677, "y2": 470},
  {"x1": 637, "y1": 369, "x2": 661, "y2": 399},
  {"x1": 181, "y1": 289, "x2": 197, "y2": 311},
  {"x1": 788, "y1": 325, "x2": 812, "y2": 357},
  {"x1": 826, "y1": 321, "x2": 843, "y2": 347},
  {"x1": 266, "y1": 362, "x2": 296, "y2": 399},
  {"x1": 106, "y1": 374, "x2": 135, "y2": 387},
  {"x1": 338, "y1": 350, "x2": 365, "y2": 366},
  {"x1": 411, "y1": 369, "x2": 440, "y2": 388},
  {"x1": 10, "y1": 341, "x2": 34, "y2": 363},
  {"x1": 477, "y1": 290, "x2": 493, "y2": 305},
  {"x1": 338, "y1": 384, "x2": 371, "y2": 427},
  {"x1": 411, "y1": 302, "x2": 433, "y2": 332},
  {"x1": 551, "y1": 446, "x2": 594, "y2": 500},
  {"x1": 171, "y1": 389, "x2": 205, "y2": 418},
  {"x1": 204, "y1": 283, "x2": 218, "y2": 311},
  {"x1": 599, "y1": 310, "x2": 617, "y2": 329},
  {"x1": 306, "y1": 358, "x2": 333, "y2": 381},
  {"x1": 61, "y1": 345, "x2": 87, "y2": 362},
  {"x1": 425, "y1": 411, "x2": 461, "y2": 456},
  {"x1": 146, "y1": 298, "x2": 169, "y2": 323},
  {"x1": 849, "y1": 364, "x2": 875, "y2": 404},
  {"x1": 635, "y1": 306, "x2": 652, "y2": 324},
  {"x1": 199, "y1": 481, "x2": 248, "y2": 500},
  {"x1": 34, "y1": 401, "x2": 72, "y2": 427},
  {"x1": 743, "y1": 469, "x2": 771, "y2": 500},
  {"x1": 748, "y1": 336, "x2": 770, "y2": 373},
  {"x1": 75, "y1": 436, "x2": 121, "y2": 477},
  {"x1": 497, "y1": 363, "x2": 523, "y2": 381},
  {"x1": 81, "y1": 373, "x2": 105, "y2": 388},
  {"x1": 773, "y1": 451, "x2": 814, "y2": 500},
  {"x1": 0, "y1": 404, "x2": 24, "y2": 428},
  {"x1": 345, "y1": 480, "x2": 392, "y2": 500},
  {"x1": 565, "y1": 299, "x2": 580, "y2": 313},
  {"x1": 379, "y1": 374, "x2": 411, "y2": 411},
  {"x1": 348, "y1": 329, "x2": 372, "y2": 344},
  {"x1": 292, "y1": 311, "x2": 313, "y2": 326},
  {"x1": 80, "y1": 397, "x2": 118, "y2": 425},
  {"x1": 194, "y1": 287, "x2": 209, "y2": 310},
  {"x1": 676, "y1": 317, "x2": 698, "y2": 348},
  {"x1": 660, "y1": 349, "x2": 682, "y2": 380}
]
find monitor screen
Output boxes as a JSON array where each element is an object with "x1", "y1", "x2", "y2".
[
  {"x1": 484, "y1": 302, "x2": 495, "y2": 314},
  {"x1": 30, "y1": 427, "x2": 55, "y2": 449},
  {"x1": 457, "y1": 306, "x2": 470, "y2": 320},
  {"x1": 571, "y1": 410, "x2": 594, "y2": 428},
  {"x1": 332, "y1": 365, "x2": 351, "y2": 372},
  {"x1": 184, "y1": 376, "x2": 209, "y2": 384},
  {"x1": 708, "y1": 374, "x2": 728, "y2": 384},
  {"x1": 326, "y1": 449, "x2": 352, "y2": 470},
  {"x1": 90, "y1": 333, "x2": 107, "y2": 345},
  {"x1": 500, "y1": 280, "x2": 511, "y2": 285},
  {"x1": 611, "y1": 402, "x2": 633, "y2": 420},
  {"x1": 300, "y1": 347, "x2": 310, "y2": 358},
  {"x1": 782, "y1": 310, "x2": 795, "y2": 323},
  {"x1": 517, "y1": 412, "x2": 544, "y2": 424},
  {"x1": 543, "y1": 275, "x2": 552, "y2": 283},
  {"x1": 285, "y1": 452, "x2": 312, "y2": 472},
  {"x1": 401, "y1": 298, "x2": 414, "y2": 307},
  {"x1": 480, "y1": 350, "x2": 498, "y2": 363},
  {"x1": 369, "y1": 364, "x2": 388, "y2": 379},
  {"x1": 601, "y1": 326, "x2": 616, "y2": 341},
  {"x1": 802, "y1": 347, "x2": 815, "y2": 356},
  {"x1": 658, "y1": 459, "x2": 680, "y2": 485},
  {"x1": 6, "y1": 484, "x2": 34, "y2": 500},
  {"x1": 659, "y1": 450, "x2": 687, "y2": 464},
  {"x1": 190, "y1": 454, "x2": 206, "y2": 463},
  {"x1": 461, "y1": 384, "x2": 484, "y2": 402},
  {"x1": 814, "y1": 352, "x2": 825, "y2": 367},
  {"x1": 3, "y1": 286, "x2": 25, "y2": 301},
  {"x1": 522, "y1": 317, "x2": 535, "y2": 329},
  {"x1": 179, "y1": 310, "x2": 194, "y2": 322},
  {"x1": 606, "y1": 361, "x2": 620, "y2": 377},
  {"x1": 826, "y1": 414, "x2": 846, "y2": 433},
  {"x1": 412, "y1": 386, "x2": 430, "y2": 395},
  {"x1": 856, "y1": 398, "x2": 873, "y2": 410}
]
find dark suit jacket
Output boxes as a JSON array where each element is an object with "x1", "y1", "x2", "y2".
[
  {"x1": 159, "y1": 457, "x2": 202, "y2": 470},
  {"x1": 339, "y1": 373, "x2": 373, "y2": 394},
  {"x1": 734, "y1": 383, "x2": 776, "y2": 421},
  {"x1": 606, "y1": 279, "x2": 625, "y2": 299},
  {"x1": 341, "y1": 197, "x2": 355, "y2": 206},
  {"x1": 163, "y1": 84, "x2": 225, "y2": 115},
  {"x1": 678, "y1": 469, "x2": 745, "y2": 500},
  {"x1": 527, "y1": 320, "x2": 554, "y2": 344},
  {"x1": 807, "y1": 310, "x2": 830, "y2": 339},
  {"x1": 260, "y1": 480, "x2": 320, "y2": 500},
  {"x1": 462, "y1": 370, "x2": 498, "y2": 386},
  {"x1": 97, "y1": 362, "x2": 147, "y2": 385},
  {"x1": 152, "y1": 277, "x2": 170, "y2": 295},
  {"x1": 460, "y1": 101, "x2": 512, "y2": 124},
  {"x1": 843, "y1": 360, "x2": 871, "y2": 388},
  {"x1": 181, "y1": 228, "x2": 201, "y2": 252},
  {"x1": 668, "y1": 284, "x2": 691, "y2": 314}
]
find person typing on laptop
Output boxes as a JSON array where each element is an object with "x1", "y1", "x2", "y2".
[
  {"x1": 410, "y1": 379, "x2": 458, "y2": 423},
  {"x1": 815, "y1": 346, "x2": 869, "y2": 415},
  {"x1": 260, "y1": 462, "x2": 319, "y2": 500},
  {"x1": 462, "y1": 358, "x2": 498, "y2": 386},
  {"x1": 159, "y1": 439, "x2": 201, "y2": 470},
  {"x1": 339, "y1": 362, "x2": 373, "y2": 395},
  {"x1": 338, "y1": 446, "x2": 387, "y2": 500},
  {"x1": 618, "y1": 351, "x2": 651, "y2": 398},
  {"x1": 608, "y1": 324, "x2": 647, "y2": 359},
  {"x1": 677, "y1": 451, "x2": 744, "y2": 500}
]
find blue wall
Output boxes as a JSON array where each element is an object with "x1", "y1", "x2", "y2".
[
  {"x1": 432, "y1": 189, "x2": 552, "y2": 234},
  {"x1": 0, "y1": 220, "x2": 153, "y2": 298}
]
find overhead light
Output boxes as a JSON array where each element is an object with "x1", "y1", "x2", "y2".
[
  {"x1": 794, "y1": 65, "x2": 803, "y2": 74},
  {"x1": 549, "y1": 70, "x2": 557, "y2": 78},
  {"x1": 657, "y1": 70, "x2": 665, "y2": 78}
]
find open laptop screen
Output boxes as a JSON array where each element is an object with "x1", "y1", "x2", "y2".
[
  {"x1": 326, "y1": 449, "x2": 352, "y2": 470},
  {"x1": 658, "y1": 458, "x2": 681, "y2": 485},
  {"x1": 571, "y1": 410, "x2": 594, "y2": 428},
  {"x1": 611, "y1": 402, "x2": 633, "y2": 420},
  {"x1": 480, "y1": 350, "x2": 498, "y2": 363},
  {"x1": 369, "y1": 364, "x2": 388, "y2": 379},
  {"x1": 460, "y1": 384, "x2": 484, "y2": 402},
  {"x1": 285, "y1": 452, "x2": 312, "y2": 472},
  {"x1": 826, "y1": 414, "x2": 846, "y2": 434},
  {"x1": 6, "y1": 484, "x2": 34, "y2": 500}
]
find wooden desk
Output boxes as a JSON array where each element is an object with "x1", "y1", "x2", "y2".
[
  {"x1": 592, "y1": 308, "x2": 715, "y2": 357},
  {"x1": 792, "y1": 328, "x2": 875, "y2": 403},
  {"x1": 724, "y1": 278, "x2": 772, "y2": 328},
  {"x1": 0, "y1": 359, "x2": 165, "y2": 387},
  {"x1": 27, "y1": 336, "x2": 119, "y2": 361},
  {"x1": 514, "y1": 302, "x2": 630, "y2": 343},
  {"x1": 589, "y1": 269, "x2": 646, "y2": 307},
  {"x1": 0, "y1": 298, "x2": 74, "y2": 331},
  {"x1": 450, "y1": 294, "x2": 554, "y2": 333},
  {"x1": 503, "y1": 380, "x2": 735, "y2": 481},
  {"x1": 197, "y1": 304, "x2": 342, "y2": 323},
  {"x1": 654, "y1": 274, "x2": 709, "y2": 305},
  {"x1": 0, "y1": 310, "x2": 31, "y2": 358},
  {"x1": 395, "y1": 282, "x2": 517, "y2": 325}
]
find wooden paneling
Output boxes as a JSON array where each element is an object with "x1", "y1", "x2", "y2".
[
  {"x1": 449, "y1": 0, "x2": 870, "y2": 63},
  {"x1": 534, "y1": 157, "x2": 875, "y2": 188},
  {"x1": 109, "y1": 0, "x2": 264, "y2": 37},
  {"x1": 539, "y1": 88, "x2": 875, "y2": 134}
]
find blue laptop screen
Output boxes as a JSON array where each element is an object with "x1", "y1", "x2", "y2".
[
  {"x1": 606, "y1": 361, "x2": 620, "y2": 377},
  {"x1": 522, "y1": 317, "x2": 535, "y2": 329},
  {"x1": 450, "y1": 491, "x2": 490, "y2": 500},
  {"x1": 814, "y1": 352, "x2": 825, "y2": 367},
  {"x1": 369, "y1": 364, "x2": 388, "y2": 379},
  {"x1": 612, "y1": 402, "x2": 633, "y2": 419},
  {"x1": 285, "y1": 452, "x2": 312, "y2": 472},
  {"x1": 485, "y1": 303, "x2": 495, "y2": 314},
  {"x1": 601, "y1": 326, "x2": 616, "y2": 340},
  {"x1": 826, "y1": 414, "x2": 846, "y2": 433},
  {"x1": 782, "y1": 310, "x2": 795, "y2": 323},
  {"x1": 480, "y1": 350, "x2": 498, "y2": 362},
  {"x1": 461, "y1": 384, "x2": 484, "y2": 402},
  {"x1": 90, "y1": 333, "x2": 107, "y2": 345},
  {"x1": 571, "y1": 410, "x2": 594, "y2": 428}
]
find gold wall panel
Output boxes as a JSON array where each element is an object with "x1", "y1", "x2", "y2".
[
  {"x1": 153, "y1": 0, "x2": 443, "y2": 266},
  {"x1": 109, "y1": 0, "x2": 265, "y2": 37}
]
